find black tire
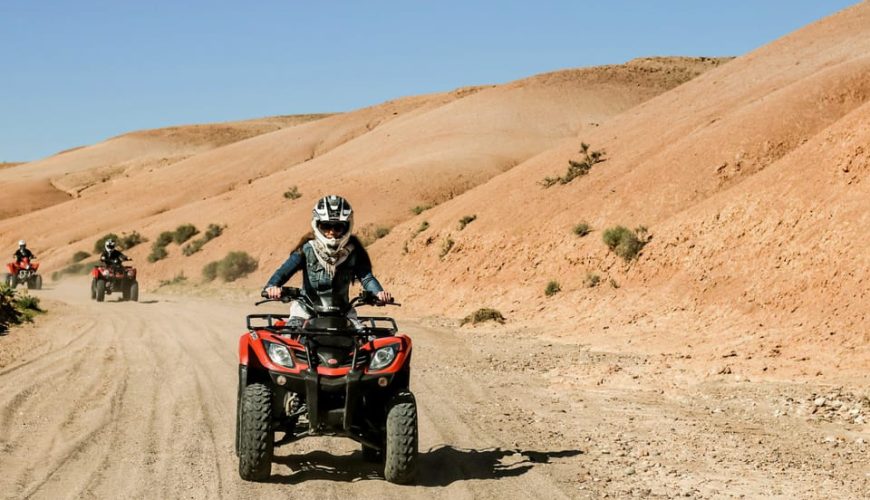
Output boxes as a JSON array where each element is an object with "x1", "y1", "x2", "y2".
[
  {"x1": 34, "y1": 275, "x2": 42, "y2": 290},
  {"x1": 6, "y1": 274, "x2": 16, "y2": 288},
  {"x1": 383, "y1": 391, "x2": 418, "y2": 484},
  {"x1": 129, "y1": 281, "x2": 139, "y2": 302},
  {"x1": 95, "y1": 280, "x2": 106, "y2": 302},
  {"x1": 238, "y1": 383, "x2": 273, "y2": 481},
  {"x1": 91, "y1": 280, "x2": 97, "y2": 300}
]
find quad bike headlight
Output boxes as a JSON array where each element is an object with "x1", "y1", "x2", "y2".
[
  {"x1": 368, "y1": 345, "x2": 398, "y2": 371},
  {"x1": 265, "y1": 342, "x2": 295, "y2": 368}
]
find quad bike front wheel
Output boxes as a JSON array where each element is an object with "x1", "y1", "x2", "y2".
[
  {"x1": 27, "y1": 275, "x2": 42, "y2": 290},
  {"x1": 129, "y1": 281, "x2": 139, "y2": 302},
  {"x1": 95, "y1": 280, "x2": 106, "y2": 302},
  {"x1": 90, "y1": 280, "x2": 97, "y2": 300},
  {"x1": 238, "y1": 383, "x2": 273, "y2": 481},
  {"x1": 383, "y1": 391, "x2": 418, "y2": 484},
  {"x1": 5, "y1": 274, "x2": 16, "y2": 288}
]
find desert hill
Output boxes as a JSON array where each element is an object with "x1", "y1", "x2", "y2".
[
  {"x1": 374, "y1": 1, "x2": 869, "y2": 378},
  {"x1": 0, "y1": 56, "x2": 726, "y2": 283},
  {"x1": 0, "y1": 114, "x2": 331, "y2": 219}
]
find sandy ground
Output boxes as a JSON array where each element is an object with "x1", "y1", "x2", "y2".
[{"x1": 0, "y1": 280, "x2": 866, "y2": 499}]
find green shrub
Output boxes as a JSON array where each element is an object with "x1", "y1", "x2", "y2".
[
  {"x1": 94, "y1": 233, "x2": 120, "y2": 253},
  {"x1": 411, "y1": 204, "x2": 433, "y2": 215},
  {"x1": 460, "y1": 308, "x2": 506, "y2": 326},
  {"x1": 584, "y1": 272, "x2": 601, "y2": 288},
  {"x1": 147, "y1": 245, "x2": 168, "y2": 263},
  {"x1": 173, "y1": 224, "x2": 199, "y2": 244},
  {"x1": 545, "y1": 280, "x2": 561, "y2": 297},
  {"x1": 541, "y1": 142, "x2": 606, "y2": 187},
  {"x1": 602, "y1": 225, "x2": 649, "y2": 261},
  {"x1": 155, "y1": 231, "x2": 174, "y2": 247},
  {"x1": 358, "y1": 224, "x2": 391, "y2": 246},
  {"x1": 118, "y1": 231, "x2": 146, "y2": 249},
  {"x1": 283, "y1": 186, "x2": 302, "y2": 200},
  {"x1": 182, "y1": 223, "x2": 226, "y2": 256},
  {"x1": 0, "y1": 286, "x2": 43, "y2": 331},
  {"x1": 439, "y1": 238, "x2": 454, "y2": 258},
  {"x1": 573, "y1": 222, "x2": 591, "y2": 237},
  {"x1": 72, "y1": 251, "x2": 90, "y2": 263},
  {"x1": 412, "y1": 221, "x2": 430, "y2": 238},
  {"x1": 202, "y1": 261, "x2": 219, "y2": 282},
  {"x1": 203, "y1": 223, "x2": 225, "y2": 240},
  {"x1": 458, "y1": 215, "x2": 477, "y2": 230},
  {"x1": 217, "y1": 252, "x2": 258, "y2": 282}
]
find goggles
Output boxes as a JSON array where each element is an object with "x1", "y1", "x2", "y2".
[{"x1": 317, "y1": 221, "x2": 348, "y2": 234}]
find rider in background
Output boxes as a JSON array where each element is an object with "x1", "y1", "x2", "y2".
[
  {"x1": 100, "y1": 239, "x2": 129, "y2": 267},
  {"x1": 14, "y1": 240, "x2": 35, "y2": 264},
  {"x1": 264, "y1": 195, "x2": 392, "y2": 321}
]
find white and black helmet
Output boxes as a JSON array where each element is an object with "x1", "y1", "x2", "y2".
[
  {"x1": 104, "y1": 239, "x2": 116, "y2": 251},
  {"x1": 18, "y1": 240, "x2": 26, "y2": 247},
  {"x1": 311, "y1": 195, "x2": 353, "y2": 251}
]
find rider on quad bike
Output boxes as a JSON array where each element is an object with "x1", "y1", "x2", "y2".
[
  {"x1": 236, "y1": 195, "x2": 417, "y2": 483},
  {"x1": 91, "y1": 239, "x2": 138, "y2": 302},
  {"x1": 5, "y1": 240, "x2": 41, "y2": 289},
  {"x1": 100, "y1": 239, "x2": 129, "y2": 266},
  {"x1": 13, "y1": 240, "x2": 35, "y2": 264}
]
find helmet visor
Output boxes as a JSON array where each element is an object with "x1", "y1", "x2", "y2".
[{"x1": 316, "y1": 221, "x2": 348, "y2": 236}]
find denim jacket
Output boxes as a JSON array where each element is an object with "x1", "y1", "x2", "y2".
[{"x1": 265, "y1": 237, "x2": 383, "y2": 309}]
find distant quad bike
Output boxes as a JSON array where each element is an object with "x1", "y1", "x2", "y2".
[
  {"x1": 5, "y1": 257, "x2": 42, "y2": 290},
  {"x1": 236, "y1": 287, "x2": 417, "y2": 484},
  {"x1": 90, "y1": 259, "x2": 138, "y2": 302}
]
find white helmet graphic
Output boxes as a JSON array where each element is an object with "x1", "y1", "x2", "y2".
[
  {"x1": 18, "y1": 240, "x2": 26, "y2": 247},
  {"x1": 311, "y1": 195, "x2": 353, "y2": 251},
  {"x1": 104, "y1": 239, "x2": 116, "y2": 251}
]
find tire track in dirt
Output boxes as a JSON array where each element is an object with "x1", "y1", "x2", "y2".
[{"x1": 0, "y1": 279, "x2": 639, "y2": 499}]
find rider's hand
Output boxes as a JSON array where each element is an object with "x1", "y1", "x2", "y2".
[
  {"x1": 377, "y1": 291, "x2": 392, "y2": 304},
  {"x1": 265, "y1": 286, "x2": 282, "y2": 299}
]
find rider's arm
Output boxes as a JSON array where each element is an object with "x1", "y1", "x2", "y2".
[
  {"x1": 265, "y1": 251, "x2": 304, "y2": 288},
  {"x1": 352, "y1": 247, "x2": 384, "y2": 293}
]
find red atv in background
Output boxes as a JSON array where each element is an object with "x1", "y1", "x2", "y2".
[
  {"x1": 5, "y1": 258, "x2": 42, "y2": 290},
  {"x1": 91, "y1": 259, "x2": 138, "y2": 302},
  {"x1": 236, "y1": 287, "x2": 417, "y2": 484}
]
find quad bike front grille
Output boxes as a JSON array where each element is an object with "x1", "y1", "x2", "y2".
[{"x1": 292, "y1": 349, "x2": 370, "y2": 368}]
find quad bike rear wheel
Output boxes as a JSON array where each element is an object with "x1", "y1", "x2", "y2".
[
  {"x1": 5, "y1": 274, "x2": 16, "y2": 288},
  {"x1": 95, "y1": 280, "x2": 106, "y2": 302},
  {"x1": 238, "y1": 383, "x2": 273, "y2": 481},
  {"x1": 383, "y1": 391, "x2": 418, "y2": 484},
  {"x1": 129, "y1": 281, "x2": 139, "y2": 302}
]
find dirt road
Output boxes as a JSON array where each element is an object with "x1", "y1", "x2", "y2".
[{"x1": 0, "y1": 280, "x2": 866, "y2": 499}]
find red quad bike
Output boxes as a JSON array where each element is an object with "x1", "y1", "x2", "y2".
[
  {"x1": 5, "y1": 258, "x2": 42, "y2": 290},
  {"x1": 236, "y1": 287, "x2": 417, "y2": 484},
  {"x1": 90, "y1": 260, "x2": 138, "y2": 302}
]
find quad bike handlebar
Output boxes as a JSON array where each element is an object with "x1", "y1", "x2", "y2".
[{"x1": 256, "y1": 286, "x2": 399, "y2": 313}]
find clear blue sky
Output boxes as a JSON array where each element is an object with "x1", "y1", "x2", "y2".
[{"x1": 0, "y1": 1, "x2": 858, "y2": 161}]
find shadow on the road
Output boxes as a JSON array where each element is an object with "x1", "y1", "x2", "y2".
[
  {"x1": 269, "y1": 445, "x2": 582, "y2": 485},
  {"x1": 138, "y1": 300, "x2": 159, "y2": 304}
]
